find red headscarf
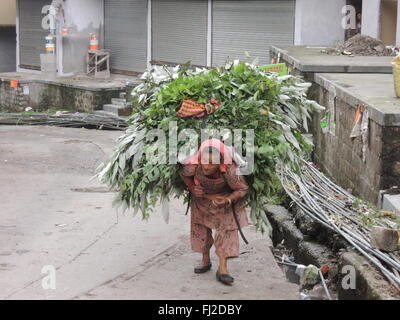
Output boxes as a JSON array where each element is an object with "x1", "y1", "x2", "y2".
[{"x1": 185, "y1": 138, "x2": 233, "y2": 173}]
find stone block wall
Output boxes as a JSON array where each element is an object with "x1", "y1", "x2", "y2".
[
  {"x1": 0, "y1": 80, "x2": 122, "y2": 113},
  {"x1": 381, "y1": 126, "x2": 400, "y2": 189},
  {"x1": 0, "y1": 81, "x2": 30, "y2": 112},
  {"x1": 28, "y1": 83, "x2": 120, "y2": 112},
  {"x1": 312, "y1": 85, "x2": 400, "y2": 204},
  {"x1": 277, "y1": 55, "x2": 400, "y2": 205}
]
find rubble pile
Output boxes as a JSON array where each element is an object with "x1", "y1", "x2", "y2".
[
  {"x1": 344, "y1": 34, "x2": 395, "y2": 56},
  {"x1": 325, "y1": 34, "x2": 397, "y2": 56}
]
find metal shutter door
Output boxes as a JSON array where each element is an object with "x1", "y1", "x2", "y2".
[
  {"x1": 212, "y1": 0, "x2": 295, "y2": 66},
  {"x1": 152, "y1": 0, "x2": 207, "y2": 66},
  {"x1": 19, "y1": 0, "x2": 49, "y2": 69},
  {"x1": 104, "y1": 0, "x2": 147, "y2": 73}
]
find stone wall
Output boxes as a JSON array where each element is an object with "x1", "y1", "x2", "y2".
[
  {"x1": 0, "y1": 80, "x2": 121, "y2": 113},
  {"x1": 28, "y1": 83, "x2": 120, "y2": 112},
  {"x1": 382, "y1": 126, "x2": 400, "y2": 189},
  {"x1": 285, "y1": 65, "x2": 383, "y2": 203},
  {"x1": 0, "y1": 81, "x2": 30, "y2": 112},
  {"x1": 312, "y1": 85, "x2": 400, "y2": 204},
  {"x1": 274, "y1": 52, "x2": 399, "y2": 205}
]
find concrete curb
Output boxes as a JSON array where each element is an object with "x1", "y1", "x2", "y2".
[{"x1": 338, "y1": 251, "x2": 400, "y2": 300}]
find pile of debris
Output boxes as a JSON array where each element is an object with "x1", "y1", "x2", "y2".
[{"x1": 324, "y1": 34, "x2": 397, "y2": 56}]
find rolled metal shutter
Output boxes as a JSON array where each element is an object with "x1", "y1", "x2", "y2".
[
  {"x1": 212, "y1": 0, "x2": 295, "y2": 66},
  {"x1": 152, "y1": 0, "x2": 207, "y2": 66},
  {"x1": 104, "y1": 0, "x2": 147, "y2": 73},
  {"x1": 19, "y1": 0, "x2": 49, "y2": 69}
]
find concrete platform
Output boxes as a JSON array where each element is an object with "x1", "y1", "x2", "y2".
[
  {"x1": 0, "y1": 72, "x2": 142, "y2": 113},
  {"x1": 314, "y1": 73, "x2": 400, "y2": 126},
  {"x1": 271, "y1": 46, "x2": 394, "y2": 74},
  {"x1": 0, "y1": 72, "x2": 141, "y2": 91}
]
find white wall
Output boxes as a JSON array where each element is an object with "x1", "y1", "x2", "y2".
[
  {"x1": 0, "y1": 0, "x2": 16, "y2": 26},
  {"x1": 295, "y1": 0, "x2": 346, "y2": 46},
  {"x1": 59, "y1": 0, "x2": 104, "y2": 74},
  {"x1": 63, "y1": 0, "x2": 103, "y2": 33},
  {"x1": 15, "y1": 0, "x2": 104, "y2": 75},
  {"x1": 361, "y1": 0, "x2": 381, "y2": 38}
]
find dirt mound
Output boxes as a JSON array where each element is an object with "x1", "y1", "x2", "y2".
[
  {"x1": 344, "y1": 34, "x2": 394, "y2": 56},
  {"x1": 325, "y1": 35, "x2": 396, "y2": 56}
]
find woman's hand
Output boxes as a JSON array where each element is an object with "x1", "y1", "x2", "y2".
[
  {"x1": 192, "y1": 186, "x2": 205, "y2": 198},
  {"x1": 212, "y1": 196, "x2": 229, "y2": 208}
]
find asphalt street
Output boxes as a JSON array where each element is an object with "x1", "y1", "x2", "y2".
[{"x1": 0, "y1": 126, "x2": 298, "y2": 300}]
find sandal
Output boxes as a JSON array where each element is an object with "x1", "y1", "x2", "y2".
[
  {"x1": 216, "y1": 271, "x2": 234, "y2": 285},
  {"x1": 194, "y1": 264, "x2": 212, "y2": 274}
]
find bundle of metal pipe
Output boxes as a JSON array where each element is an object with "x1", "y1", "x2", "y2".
[
  {"x1": 0, "y1": 113, "x2": 128, "y2": 131},
  {"x1": 278, "y1": 158, "x2": 400, "y2": 290}
]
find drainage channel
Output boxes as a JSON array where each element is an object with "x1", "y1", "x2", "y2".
[{"x1": 272, "y1": 241, "x2": 338, "y2": 300}]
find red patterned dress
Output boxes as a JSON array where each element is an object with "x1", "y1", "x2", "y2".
[{"x1": 180, "y1": 164, "x2": 249, "y2": 259}]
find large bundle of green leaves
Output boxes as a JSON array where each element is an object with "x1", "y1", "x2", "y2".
[{"x1": 96, "y1": 60, "x2": 324, "y2": 234}]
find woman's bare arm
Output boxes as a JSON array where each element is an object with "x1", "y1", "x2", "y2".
[{"x1": 225, "y1": 165, "x2": 248, "y2": 203}]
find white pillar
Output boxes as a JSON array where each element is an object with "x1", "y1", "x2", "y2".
[
  {"x1": 294, "y1": 0, "x2": 303, "y2": 45},
  {"x1": 206, "y1": 0, "x2": 212, "y2": 67},
  {"x1": 361, "y1": 0, "x2": 381, "y2": 39},
  {"x1": 397, "y1": 0, "x2": 400, "y2": 45},
  {"x1": 147, "y1": 0, "x2": 152, "y2": 69},
  {"x1": 294, "y1": 0, "x2": 346, "y2": 46},
  {"x1": 16, "y1": 0, "x2": 20, "y2": 72}
]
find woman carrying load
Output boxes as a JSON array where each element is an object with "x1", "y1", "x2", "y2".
[{"x1": 179, "y1": 138, "x2": 249, "y2": 285}]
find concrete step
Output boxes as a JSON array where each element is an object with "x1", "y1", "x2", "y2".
[
  {"x1": 381, "y1": 194, "x2": 400, "y2": 214},
  {"x1": 93, "y1": 110, "x2": 120, "y2": 118},
  {"x1": 94, "y1": 110, "x2": 130, "y2": 121},
  {"x1": 103, "y1": 104, "x2": 132, "y2": 117},
  {"x1": 111, "y1": 98, "x2": 131, "y2": 107}
]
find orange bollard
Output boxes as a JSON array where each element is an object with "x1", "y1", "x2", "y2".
[{"x1": 90, "y1": 34, "x2": 99, "y2": 50}]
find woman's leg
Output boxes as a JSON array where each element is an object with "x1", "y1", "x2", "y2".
[
  {"x1": 202, "y1": 250, "x2": 211, "y2": 266},
  {"x1": 214, "y1": 229, "x2": 239, "y2": 274},
  {"x1": 218, "y1": 256, "x2": 228, "y2": 274},
  {"x1": 191, "y1": 222, "x2": 213, "y2": 266}
]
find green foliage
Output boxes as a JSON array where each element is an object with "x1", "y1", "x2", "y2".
[{"x1": 96, "y1": 61, "x2": 324, "y2": 234}]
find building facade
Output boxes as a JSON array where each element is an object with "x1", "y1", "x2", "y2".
[{"x1": 13, "y1": 0, "x2": 400, "y2": 75}]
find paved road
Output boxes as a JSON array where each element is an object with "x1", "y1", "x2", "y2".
[{"x1": 0, "y1": 126, "x2": 298, "y2": 300}]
